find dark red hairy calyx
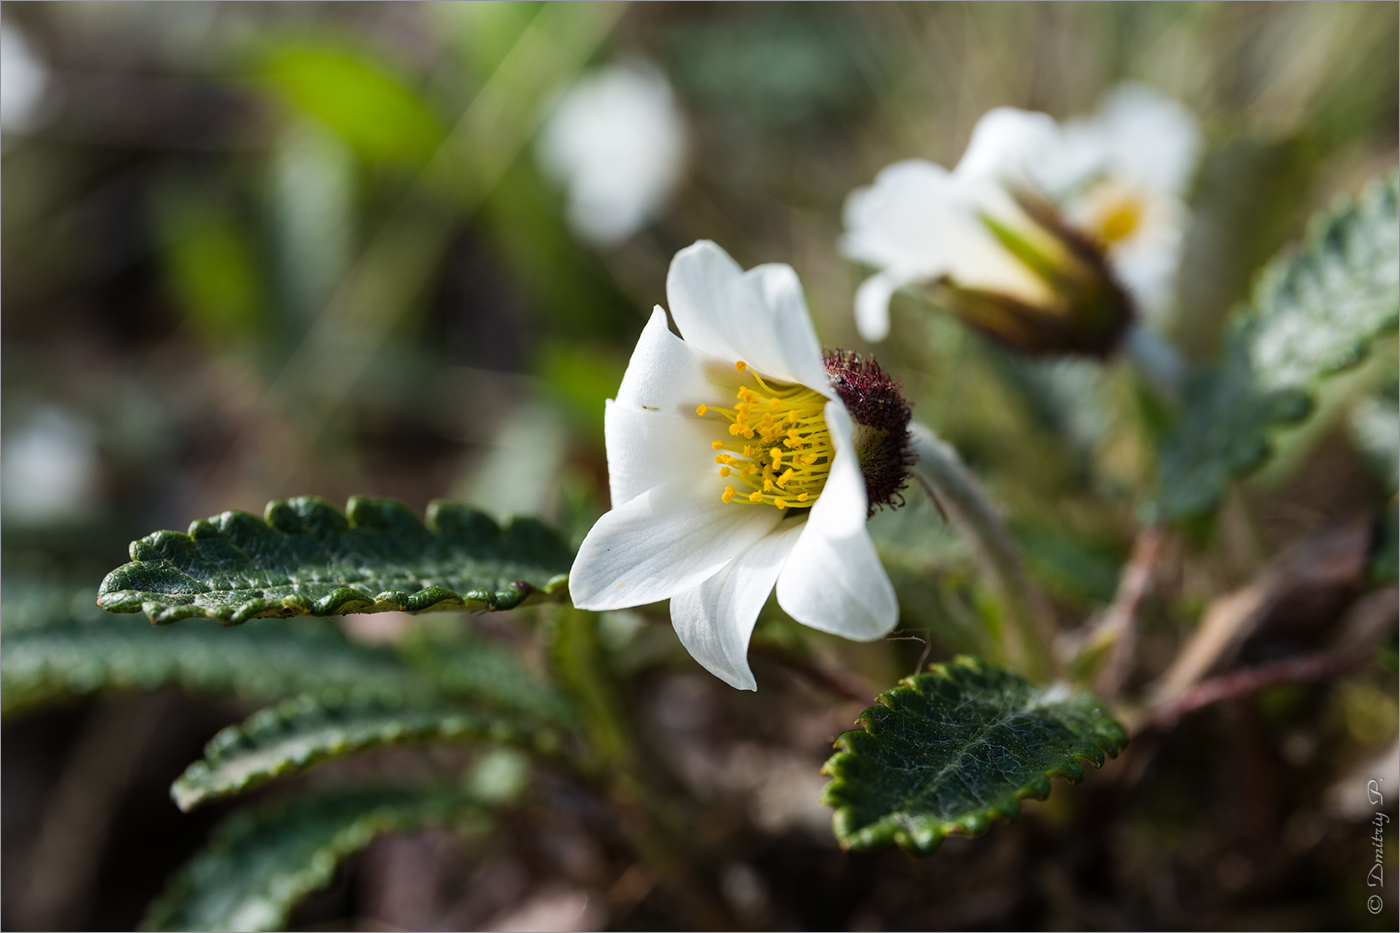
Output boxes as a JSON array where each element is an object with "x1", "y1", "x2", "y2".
[{"x1": 823, "y1": 349, "x2": 915, "y2": 515}]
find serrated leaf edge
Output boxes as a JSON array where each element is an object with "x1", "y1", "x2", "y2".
[
  {"x1": 819, "y1": 656, "x2": 1127, "y2": 856},
  {"x1": 97, "y1": 495, "x2": 572, "y2": 625},
  {"x1": 172, "y1": 693, "x2": 566, "y2": 811}
]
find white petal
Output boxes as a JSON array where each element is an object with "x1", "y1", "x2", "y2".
[
  {"x1": 775, "y1": 402, "x2": 898, "y2": 639},
  {"x1": 955, "y1": 107, "x2": 1061, "y2": 183},
  {"x1": 670, "y1": 521, "x2": 805, "y2": 691},
  {"x1": 614, "y1": 307, "x2": 735, "y2": 415},
  {"x1": 665, "y1": 241, "x2": 829, "y2": 392},
  {"x1": 569, "y1": 474, "x2": 784, "y2": 611},
  {"x1": 853, "y1": 271, "x2": 901, "y2": 342},
  {"x1": 840, "y1": 159, "x2": 963, "y2": 274},
  {"x1": 603, "y1": 400, "x2": 718, "y2": 508},
  {"x1": 1093, "y1": 83, "x2": 1200, "y2": 196}
]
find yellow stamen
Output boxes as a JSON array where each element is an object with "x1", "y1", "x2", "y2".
[
  {"x1": 696, "y1": 405, "x2": 708, "y2": 416},
  {"x1": 702, "y1": 369, "x2": 834, "y2": 511}
]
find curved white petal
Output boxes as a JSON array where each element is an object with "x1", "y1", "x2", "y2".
[
  {"x1": 670, "y1": 521, "x2": 805, "y2": 691},
  {"x1": 604, "y1": 401, "x2": 717, "y2": 508},
  {"x1": 1091, "y1": 83, "x2": 1200, "y2": 196},
  {"x1": 570, "y1": 474, "x2": 784, "y2": 611},
  {"x1": 775, "y1": 403, "x2": 898, "y2": 639},
  {"x1": 614, "y1": 307, "x2": 735, "y2": 415},
  {"x1": 854, "y1": 270, "x2": 902, "y2": 342},
  {"x1": 840, "y1": 159, "x2": 963, "y2": 274},
  {"x1": 741, "y1": 262, "x2": 832, "y2": 393},
  {"x1": 665, "y1": 241, "x2": 828, "y2": 391},
  {"x1": 955, "y1": 107, "x2": 1061, "y2": 183}
]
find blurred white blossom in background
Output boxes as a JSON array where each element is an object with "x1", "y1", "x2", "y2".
[
  {"x1": 843, "y1": 83, "x2": 1200, "y2": 343},
  {"x1": 1, "y1": 19, "x2": 49, "y2": 135},
  {"x1": 538, "y1": 60, "x2": 686, "y2": 247},
  {"x1": 3, "y1": 407, "x2": 102, "y2": 525}
]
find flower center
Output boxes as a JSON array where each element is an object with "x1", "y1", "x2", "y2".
[
  {"x1": 1087, "y1": 184, "x2": 1145, "y2": 245},
  {"x1": 696, "y1": 361, "x2": 833, "y2": 510}
]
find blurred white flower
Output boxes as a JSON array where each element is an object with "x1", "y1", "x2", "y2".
[
  {"x1": 1, "y1": 20, "x2": 49, "y2": 135},
  {"x1": 569, "y1": 241, "x2": 900, "y2": 690},
  {"x1": 538, "y1": 61, "x2": 686, "y2": 247},
  {"x1": 842, "y1": 84, "x2": 1200, "y2": 344},
  {"x1": 3, "y1": 407, "x2": 101, "y2": 524}
]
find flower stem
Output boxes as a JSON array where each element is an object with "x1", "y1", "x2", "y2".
[
  {"x1": 908, "y1": 423, "x2": 1054, "y2": 682},
  {"x1": 1122, "y1": 322, "x2": 1185, "y2": 398},
  {"x1": 552, "y1": 606, "x2": 739, "y2": 930}
]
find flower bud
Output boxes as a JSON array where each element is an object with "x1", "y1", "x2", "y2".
[{"x1": 823, "y1": 349, "x2": 915, "y2": 514}]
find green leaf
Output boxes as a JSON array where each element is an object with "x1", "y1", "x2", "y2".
[
  {"x1": 1, "y1": 610, "x2": 411, "y2": 718},
  {"x1": 97, "y1": 496, "x2": 574, "y2": 625},
  {"x1": 1155, "y1": 170, "x2": 1400, "y2": 520},
  {"x1": 820, "y1": 656, "x2": 1126, "y2": 856},
  {"x1": 171, "y1": 692, "x2": 564, "y2": 811},
  {"x1": 142, "y1": 786, "x2": 480, "y2": 932},
  {"x1": 261, "y1": 44, "x2": 445, "y2": 168}
]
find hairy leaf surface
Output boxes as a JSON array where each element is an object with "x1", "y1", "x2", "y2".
[
  {"x1": 1155, "y1": 170, "x2": 1399, "y2": 520},
  {"x1": 97, "y1": 496, "x2": 573, "y2": 624},
  {"x1": 142, "y1": 787, "x2": 479, "y2": 932},
  {"x1": 172, "y1": 693, "x2": 565, "y2": 811},
  {"x1": 821, "y1": 657, "x2": 1126, "y2": 855}
]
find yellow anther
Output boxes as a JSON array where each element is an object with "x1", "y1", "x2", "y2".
[
  {"x1": 710, "y1": 368, "x2": 833, "y2": 511},
  {"x1": 696, "y1": 405, "x2": 708, "y2": 416}
]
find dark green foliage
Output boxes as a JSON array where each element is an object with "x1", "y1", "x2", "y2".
[
  {"x1": 97, "y1": 496, "x2": 574, "y2": 625},
  {"x1": 820, "y1": 657, "x2": 1126, "y2": 855},
  {"x1": 171, "y1": 692, "x2": 565, "y2": 811},
  {"x1": 1155, "y1": 170, "x2": 1400, "y2": 520},
  {"x1": 1, "y1": 611, "x2": 409, "y2": 718},
  {"x1": 399, "y1": 628, "x2": 575, "y2": 728},
  {"x1": 142, "y1": 787, "x2": 480, "y2": 932}
]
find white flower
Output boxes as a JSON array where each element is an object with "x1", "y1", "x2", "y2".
[
  {"x1": 538, "y1": 61, "x2": 686, "y2": 247},
  {"x1": 842, "y1": 84, "x2": 1200, "y2": 343},
  {"x1": 2, "y1": 406, "x2": 101, "y2": 525},
  {"x1": 569, "y1": 241, "x2": 899, "y2": 690},
  {"x1": 2, "y1": 20, "x2": 49, "y2": 136}
]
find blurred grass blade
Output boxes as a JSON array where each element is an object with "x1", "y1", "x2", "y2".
[
  {"x1": 97, "y1": 496, "x2": 573, "y2": 625},
  {"x1": 142, "y1": 787, "x2": 481, "y2": 932},
  {"x1": 171, "y1": 692, "x2": 566, "y2": 811},
  {"x1": 1154, "y1": 170, "x2": 1399, "y2": 520},
  {"x1": 821, "y1": 656, "x2": 1126, "y2": 855}
]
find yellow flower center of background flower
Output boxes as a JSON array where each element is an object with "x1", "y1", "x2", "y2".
[
  {"x1": 1086, "y1": 183, "x2": 1145, "y2": 245},
  {"x1": 696, "y1": 361, "x2": 833, "y2": 510}
]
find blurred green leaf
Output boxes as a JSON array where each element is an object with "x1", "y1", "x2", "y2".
[
  {"x1": 1154, "y1": 170, "x2": 1400, "y2": 521},
  {"x1": 261, "y1": 44, "x2": 445, "y2": 168},
  {"x1": 1, "y1": 605, "x2": 409, "y2": 717},
  {"x1": 171, "y1": 692, "x2": 564, "y2": 811},
  {"x1": 142, "y1": 786, "x2": 480, "y2": 932},
  {"x1": 97, "y1": 496, "x2": 573, "y2": 625},
  {"x1": 1351, "y1": 381, "x2": 1399, "y2": 494},
  {"x1": 820, "y1": 656, "x2": 1126, "y2": 855},
  {"x1": 154, "y1": 188, "x2": 267, "y2": 343},
  {"x1": 401, "y1": 626, "x2": 575, "y2": 728}
]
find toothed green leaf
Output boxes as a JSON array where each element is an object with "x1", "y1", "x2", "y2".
[
  {"x1": 1155, "y1": 170, "x2": 1399, "y2": 520},
  {"x1": 97, "y1": 496, "x2": 573, "y2": 625},
  {"x1": 820, "y1": 656, "x2": 1126, "y2": 856},
  {"x1": 142, "y1": 787, "x2": 481, "y2": 932},
  {"x1": 171, "y1": 693, "x2": 566, "y2": 811},
  {"x1": 1, "y1": 606, "x2": 409, "y2": 717}
]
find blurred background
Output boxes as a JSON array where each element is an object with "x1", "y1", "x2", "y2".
[{"x1": 3, "y1": 2, "x2": 1396, "y2": 930}]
